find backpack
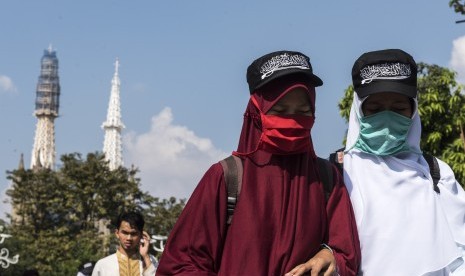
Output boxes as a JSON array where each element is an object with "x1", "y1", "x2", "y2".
[
  {"x1": 328, "y1": 149, "x2": 441, "y2": 194},
  {"x1": 219, "y1": 155, "x2": 336, "y2": 225}
]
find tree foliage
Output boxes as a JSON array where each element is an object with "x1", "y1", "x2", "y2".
[
  {"x1": 3, "y1": 152, "x2": 185, "y2": 275},
  {"x1": 450, "y1": 0, "x2": 465, "y2": 15},
  {"x1": 337, "y1": 63, "x2": 465, "y2": 187},
  {"x1": 143, "y1": 197, "x2": 186, "y2": 238},
  {"x1": 143, "y1": 197, "x2": 186, "y2": 260}
]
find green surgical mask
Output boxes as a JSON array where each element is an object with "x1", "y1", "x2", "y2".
[{"x1": 354, "y1": 110, "x2": 413, "y2": 156}]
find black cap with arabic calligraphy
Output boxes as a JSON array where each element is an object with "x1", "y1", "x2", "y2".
[
  {"x1": 352, "y1": 49, "x2": 417, "y2": 98},
  {"x1": 246, "y1": 50, "x2": 323, "y2": 94}
]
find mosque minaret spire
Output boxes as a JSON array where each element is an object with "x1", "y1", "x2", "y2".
[
  {"x1": 102, "y1": 58, "x2": 124, "y2": 170},
  {"x1": 31, "y1": 45, "x2": 60, "y2": 170}
]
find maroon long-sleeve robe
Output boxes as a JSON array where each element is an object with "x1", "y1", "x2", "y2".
[{"x1": 157, "y1": 77, "x2": 360, "y2": 275}]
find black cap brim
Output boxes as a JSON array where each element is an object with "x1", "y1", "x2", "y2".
[
  {"x1": 254, "y1": 70, "x2": 323, "y2": 91},
  {"x1": 356, "y1": 81, "x2": 417, "y2": 98}
]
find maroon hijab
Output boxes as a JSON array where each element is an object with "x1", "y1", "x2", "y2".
[
  {"x1": 157, "y1": 76, "x2": 360, "y2": 276},
  {"x1": 217, "y1": 77, "x2": 328, "y2": 275},
  {"x1": 234, "y1": 75, "x2": 317, "y2": 160}
]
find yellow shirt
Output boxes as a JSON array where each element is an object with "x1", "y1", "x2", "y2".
[{"x1": 116, "y1": 250, "x2": 141, "y2": 276}]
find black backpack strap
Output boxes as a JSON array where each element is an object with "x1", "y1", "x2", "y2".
[
  {"x1": 220, "y1": 155, "x2": 243, "y2": 225},
  {"x1": 221, "y1": 155, "x2": 334, "y2": 224},
  {"x1": 328, "y1": 148, "x2": 344, "y2": 175},
  {"x1": 317, "y1": 157, "x2": 334, "y2": 201},
  {"x1": 423, "y1": 153, "x2": 441, "y2": 194}
]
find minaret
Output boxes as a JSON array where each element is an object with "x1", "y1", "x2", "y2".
[
  {"x1": 31, "y1": 45, "x2": 60, "y2": 170},
  {"x1": 102, "y1": 58, "x2": 124, "y2": 170},
  {"x1": 18, "y1": 153, "x2": 24, "y2": 171},
  {"x1": 11, "y1": 153, "x2": 25, "y2": 225}
]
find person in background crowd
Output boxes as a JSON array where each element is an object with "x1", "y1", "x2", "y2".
[
  {"x1": 92, "y1": 211, "x2": 157, "y2": 276},
  {"x1": 77, "y1": 261, "x2": 95, "y2": 276}
]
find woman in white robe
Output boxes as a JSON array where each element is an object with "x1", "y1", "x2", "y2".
[{"x1": 344, "y1": 48, "x2": 465, "y2": 276}]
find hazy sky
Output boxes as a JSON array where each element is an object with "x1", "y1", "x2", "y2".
[{"x1": 1, "y1": 1, "x2": 465, "y2": 218}]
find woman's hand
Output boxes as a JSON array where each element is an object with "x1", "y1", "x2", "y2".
[{"x1": 284, "y1": 248, "x2": 336, "y2": 276}]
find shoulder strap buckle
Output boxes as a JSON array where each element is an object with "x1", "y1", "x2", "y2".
[
  {"x1": 220, "y1": 155, "x2": 243, "y2": 225},
  {"x1": 423, "y1": 153, "x2": 441, "y2": 194}
]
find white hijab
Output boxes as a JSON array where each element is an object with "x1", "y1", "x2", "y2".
[{"x1": 344, "y1": 93, "x2": 465, "y2": 276}]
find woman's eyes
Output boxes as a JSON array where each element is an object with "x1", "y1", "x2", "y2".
[
  {"x1": 298, "y1": 109, "x2": 313, "y2": 115},
  {"x1": 364, "y1": 105, "x2": 409, "y2": 114},
  {"x1": 268, "y1": 107, "x2": 285, "y2": 114},
  {"x1": 365, "y1": 107, "x2": 380, "y2": 113},
  {"x1": 392, "y1": 107, "x2": 408, "y2": 112},
  {"x1": 268, "y1": 107, "x2": 312, "y2": 115},
  {"x1": 364, "y1": 106, "x2": 381, "y2": 114}
]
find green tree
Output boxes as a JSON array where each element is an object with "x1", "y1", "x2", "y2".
[
  {"x1": 337, "y1": 63, "x2": 465, "y2": 187},
  {"x1": 450, "y1": 0, "x2": 465, "y2": 15},
  {"x1": 144, "y1": 197, "x2": 186, "y2": 236},
  {"x1": 3, "y1": 152, "x2": 179, "y2": 275},
  {"x1": 59, "y1": 153, "x2": 152, "y2": 231},
  {"x1": 4, "y1": 166, "x2": 97, "y2": 275},
  {"x1": 143, "y1": 197, "x2": 186, "y2": 259}
]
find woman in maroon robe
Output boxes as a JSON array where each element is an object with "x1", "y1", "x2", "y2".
[{"x1": 156, "y1": 50, "x2": 360, "y2": 276}]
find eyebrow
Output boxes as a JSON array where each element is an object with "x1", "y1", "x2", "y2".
[
  {"x1": 365, "y1": 99, "x2": 410, "y2": 104},
  {"x1": 120, "y1": 230, "x2": 139, "y2": 234}
]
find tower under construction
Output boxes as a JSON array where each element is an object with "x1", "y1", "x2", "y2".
[
  {"x1": 31, "y1": 46, "x2": 60, "y2": 170},
  {"x1": 102, "y1": 59, "x2": 124, "y2": 170}
]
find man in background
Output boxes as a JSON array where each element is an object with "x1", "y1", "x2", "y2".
[{"x1": 92, "y1": 211, "x2": 156, "y2": 276}]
